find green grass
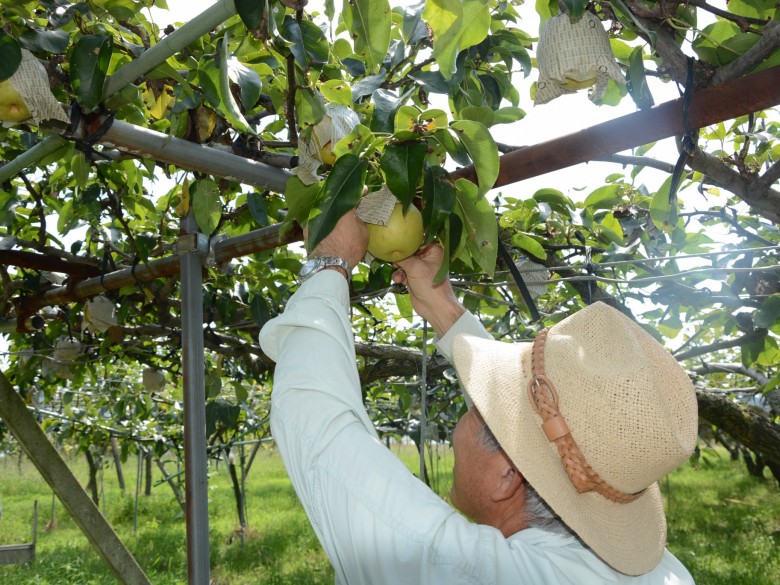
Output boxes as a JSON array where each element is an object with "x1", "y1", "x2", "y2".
[{"x1": 0, "y1": 445, "x2": 778, "y2": 584}]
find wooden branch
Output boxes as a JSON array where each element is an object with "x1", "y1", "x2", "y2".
[
  {"x1": 760, "y1": 158, "x2": 780, "y2": 190},
  {"x1": 690, "y1": 362, "x2": 770, "y2": 385},
  {"x1": 713, "y1": 21, "x2": 780, "y2": 85},
  {"x1": 697, "y1": 389, "x2": 780, "y2": 465},
  {"x1": 688, "y1": 148, "x2": 780, "y2": 224},
  {"x1": 673, "y1": 328, "x2": 767, "y2": 361},
  {"x1": 686, "y1": 0, "x2": 770, "y2": 29},
  {"x1": 0, "y1": 250, "x2": 102, "y2": 279},
  {"x1": 595, "y1": 153, "x2": 676, "y2": 174}
]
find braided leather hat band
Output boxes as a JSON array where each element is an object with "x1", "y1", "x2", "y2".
[{"x1": 527, "y1": 328, "x2": 644, "y2": 504}]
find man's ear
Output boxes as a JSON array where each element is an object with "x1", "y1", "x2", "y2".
[{"x1": 490, "y1": 452, "x2": 524, "y2": 503}]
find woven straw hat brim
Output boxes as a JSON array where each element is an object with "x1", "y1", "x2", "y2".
[{"x1": 451, "y1": 308, "x2": 692, "y2": 576}]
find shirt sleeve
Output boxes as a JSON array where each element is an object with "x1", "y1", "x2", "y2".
[
  {"x1": 259, "y1": 271, "x2": 475, "y2": 584},
  {"x1": 433, "y1": 310, "x2": 492, "y2": 364}
]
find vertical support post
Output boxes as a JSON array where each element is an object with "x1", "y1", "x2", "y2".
[{"x1": 179, "y1": 212, "x2": 210, "y2": 584}]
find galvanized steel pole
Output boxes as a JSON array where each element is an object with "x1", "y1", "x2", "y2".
[{"x1": 179, "y1": 212, "x2": 210, "y2": 585}]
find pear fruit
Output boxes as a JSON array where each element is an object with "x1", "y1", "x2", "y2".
[
  {"x1": 313, "y1": 133, "x2": 336, "y2": 165},
  {"x1": 561, "y1": 75, "x2": 597, "y2": 91},
  {"x1": 367, "y1": 202, "x2": 424, "y2": 263},
  {"x1": 0, "y1": 79, "x2": 31, "y2": 123}
]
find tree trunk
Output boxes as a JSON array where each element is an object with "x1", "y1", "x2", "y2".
[
  {"x1": 84, "y1": 449, "x2": 100, "y2": 506},
  {"x1": 144, "y1": 451, "x2": 152, "y2": 496},
  {"x1": 155, "y1": 458, "x2": 185, "y2": 513},
  {"x1": 111, "y1": 438, "x2": 125, "y2": 494},
  {"x1": 224, "y1": 447, "x2": 246, "y2": 534}
]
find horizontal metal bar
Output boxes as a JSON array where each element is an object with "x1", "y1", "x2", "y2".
[
  {"x1": 97, "y1": 119, "x2": 292, "y2": 192},
  {"x1": 18, "y1": 222, "x2": 301, "y2": 315}
]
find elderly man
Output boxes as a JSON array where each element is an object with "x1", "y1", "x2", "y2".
[{"x1": 259, "y1": 210, "x2": 697, "y2": 584}]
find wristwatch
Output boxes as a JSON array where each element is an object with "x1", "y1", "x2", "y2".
[{"x1": 298, "y1": 256, "x2": 351, "y2": 283}]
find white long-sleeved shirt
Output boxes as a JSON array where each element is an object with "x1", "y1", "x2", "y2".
[{"x1": 259, "y1": 270, "x2": 695, "y2": 585}]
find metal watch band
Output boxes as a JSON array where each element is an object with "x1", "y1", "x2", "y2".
[{"x1": 298, "y1": 256, "x2": 350, "y2": 283}]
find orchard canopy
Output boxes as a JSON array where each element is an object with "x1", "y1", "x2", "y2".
[{"x1": 0, "y1": 0, "x2": 779, "y2": 477}]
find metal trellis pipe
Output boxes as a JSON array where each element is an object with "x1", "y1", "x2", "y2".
[
  {"x1": 179, "y1": 212, "x2": 210, "y2": 585},
  {"x1": 94, "y1": 117, "x2": 292, "y2": 193}
]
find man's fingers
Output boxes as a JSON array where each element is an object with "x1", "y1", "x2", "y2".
[{"x1": 391, "y1": 269, "x2": 407, "y2": 285}]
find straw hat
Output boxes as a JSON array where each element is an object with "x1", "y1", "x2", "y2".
[{"x1": 451, "y1": 302, "x2": 698, "y2": 575}]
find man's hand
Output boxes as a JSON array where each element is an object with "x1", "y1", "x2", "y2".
[
  {"x1": 305, "y1": 210, "x2": 369, "y2": 276},
  {"x1": 392, "y1": 244, "x2": 465, "y2": 336}
]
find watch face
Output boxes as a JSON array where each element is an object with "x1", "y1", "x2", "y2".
[{"x1": 299, "y1": 258, "x2": 322, "y2": 278}]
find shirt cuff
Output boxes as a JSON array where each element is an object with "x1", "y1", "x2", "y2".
[{"x1": 433, "y1": 310, "x2": 491, "y2": 364}]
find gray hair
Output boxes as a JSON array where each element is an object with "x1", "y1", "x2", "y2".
[{"x1": 476, "y1": 419, "x2": 577, "y2": 539}]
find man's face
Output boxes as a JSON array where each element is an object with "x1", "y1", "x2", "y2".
[{"x1": 449, "y1": 407, "x2": 496, "y2": 523}]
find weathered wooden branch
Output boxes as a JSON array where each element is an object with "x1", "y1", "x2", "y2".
[
  {"x1": 674, "y1": 328, "x2": 768, "y2": 361},
  {"x1": 697, "y1": 390, "x2": 780, "y2": 465},
  {"x1": 713, "y1": 20, "x2": 780, "y2": 85},
  {"x1": 688, "y1": 148, "x2": 780, "y2": 224}
]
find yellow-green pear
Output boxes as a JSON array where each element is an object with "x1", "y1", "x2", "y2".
[
  {"x1": 0, "y1": 79, "x2": 31, "y2": 123},
  {"x1": 367, "y1": 202, "x2": 424, "y2": 263}
]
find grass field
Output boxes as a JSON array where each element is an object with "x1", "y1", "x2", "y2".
[{"x1": 0, "y1": 443, "x2": 778, "y2": 584}]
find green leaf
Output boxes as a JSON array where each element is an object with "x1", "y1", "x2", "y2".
[
  {"x1": 460, "y1": 106, "x2": 494, "y2": 127},
  {"x1": 450, "y1": 120, "x2": 499, "y2": 196},
  {"x1": 584, "y1": 184, "x2": 624, "y2": 210},
  {"x1": 295, "y1": 87, "x2": 326, "y2": 131},
  {"x1": 250, "y1": 294, "x2": 271, "y2": 328},
  {"x1": 692, "y1": 21, "x2": 759, "y2": 67},
  {"x1": 511, "y1": 232, "x2": 546, "y2": 262},
  {"x1": 284, "y1": 175, "x2": 321, "y2": 224},
  {"x1": 561, "y1": 0, "x2": 589, "y2": 20},
  {"x1": 319, "y1": 79, "x2": 353, "y2": 106},
  {"x1": 535, "y1": 0, "x2": 559, "y2": 24},
  {"x1": 454, "y1": 179, "x2": 497, "y2": 276},
  {"x1": 236, "y1": 0, "x2": 265, "y2": 30},
  {"x1": 70, "y1": 34, "x2": 113, "y2": 112},
  {"x1": 299, "y1": 19, "x2": 329, "y2": 67},
  {"x1": 234, "y1": 381, "x2": 248, "y2": 404},
  {"x1": 423, "y1": 0, "x2": 490, "y2": 79},
  {"x1": 217, "y1": 33, "x2": 252, "y2": 134},
  {"x1": 609, "y1": 0, "x2": 656, "y2": 45},
  {"x1": 433, "y1": 128, "x2": 470, "y2": 166},
  {"x1": 599, "y1": 212, "x2": 624, "y2": 245},
  {"x1": 755, "y1": 294, "x2": 780, "y2": 329},
  {"x1": 19, "y1": 28, "x2": 70, "y2": 55},
  {"x1": 649, "y1": 176, "x2": 679, "y2": 233},
  {"x1": 421, "y1": 164, "x2": 456, "y2": 246},
  {"x1": 395, "y1": 292, "x2": 414, "y2": 321},
  {"x1": 247, "y1": 192, "x2": 269, "y2": 227},
  {"x1": 493, "y1": 107, "x2": 526, "y2": 125},
  {"x1": 342, "y1": 0, "x2": 392, "y2": 74},
  {"x1": 307, "y1": 154, "x2": 367, "y2": 252},
  {"x1": 281, "y1": 16, "x2": 308, "y2": 69},
  {"x1": 380, "y1": 142, "x2": 426, "y2": 210},
  {"x1": 192, "y1": 178, "x2": 222, "y2": 236},
  {"x1": 227, "y1": 56, "x2": 261, "y2": 111},
  {"x1": 627, "y1": 46, "x2": 653, "y2": 110}
]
